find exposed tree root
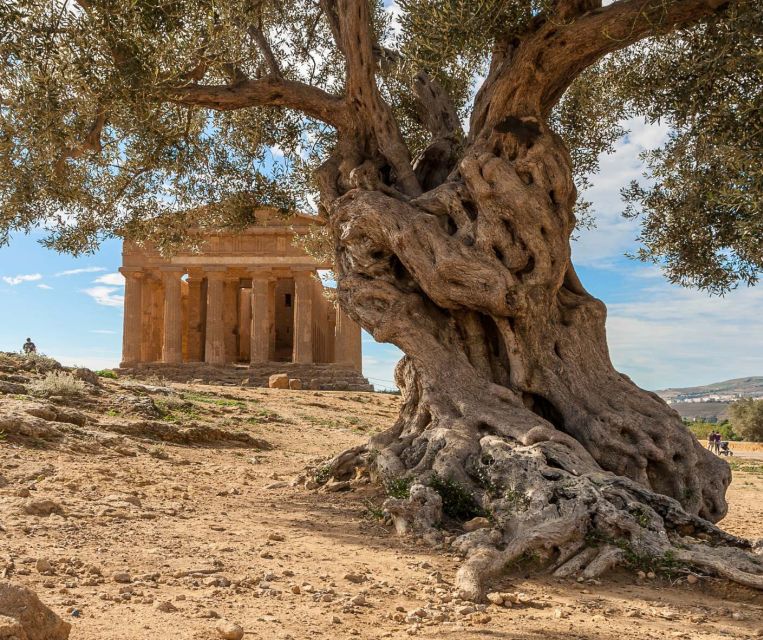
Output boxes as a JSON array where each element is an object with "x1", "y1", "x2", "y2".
[{"x1": 314, "y1": 360, "x2": 763, "y2": 601}]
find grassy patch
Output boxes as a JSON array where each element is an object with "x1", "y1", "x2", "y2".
[
  {"x1": 29, "y1": 372, "x2": 85, "y2": 397},
  {"x1": 96, "y1": 369, "x2": 118, "y2": 379},
  {"x1": 728, "y1": 460, "x2": 763, "y2": 476},
  {"x1": 182, "y1": 391, "x2": 246, "y2": 408}
]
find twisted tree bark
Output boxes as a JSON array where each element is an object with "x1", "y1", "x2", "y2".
[{"x1": 314, "y1": 117, "x2": 762, "y2": 599}]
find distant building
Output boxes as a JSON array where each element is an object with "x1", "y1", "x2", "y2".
[{"x1": 118, "y1": 209, "x2": 371, "y2": 390}]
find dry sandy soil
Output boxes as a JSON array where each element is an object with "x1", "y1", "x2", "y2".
[{"x1": 1, "y1": 361, "x2": 763, "y2": 640}]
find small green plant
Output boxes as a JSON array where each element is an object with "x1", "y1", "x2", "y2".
[
  {"x1": 385, "y1": 476, "x2": 413, "y2": 499},
  {"x1": 314, "y1": 464, "x2": 333, "y2": 485},
  {"x1": 363, "y1": 500, "x2": 385, "y2": 521},
  {"x1": 504, "y1": 488, "x2": 530, "y2": 512},
  {"x1": 630, "y1": 506, "x2": 651, "y2": 528},
  {"x1": 29, "y1": 371, "x2": 86, "y2": 397},
  {"x1": 0, "y1": 430, "x2": 6, "y2": 441},
  {"x1": 96, "y1": 369, "x2": 118, "y2": 379},
  {"x1": 106, "y1": 409, "x2": 119, "y2": 417},
  {"x1": 429, "y1": 473, "x2": 486, "y2": 521}
]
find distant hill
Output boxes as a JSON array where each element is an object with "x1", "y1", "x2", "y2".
[
  {"x1": 656, "y1": 377, "x2": 763, "y2": 402},
  {"x1": 654, "y1": 377, "x2": 763, "y2": 423}
]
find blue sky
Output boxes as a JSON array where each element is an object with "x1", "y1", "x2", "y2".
[{"x1": 1, "y1": 117, "x2": 761, "y2": 391}]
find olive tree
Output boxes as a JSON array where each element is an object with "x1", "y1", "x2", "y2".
[{"x1": 1, "y1": 0, "x2": 761, "y2": 598}]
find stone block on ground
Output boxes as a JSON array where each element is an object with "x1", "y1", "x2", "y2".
[
  {"x1": 268, "y1": 374, "x2": 289, "y2": 389},
  {"x1": 288, "y1": 378, "x2": 302, "y2": 390}
]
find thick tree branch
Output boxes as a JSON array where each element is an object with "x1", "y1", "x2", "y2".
[
  {"x1": 476, "y1": 0, "x2": 729, "y2": 135},
  {"x1": 164, "y1": 77, "x2": 349, "y2": 129},
  {"x1": 336, "y1": 0, "x2": 421, "y2": 197}
]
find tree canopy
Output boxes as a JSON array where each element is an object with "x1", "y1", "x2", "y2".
[{"x1": 0, "y1": 0, "x2": 760, "y2": 291}]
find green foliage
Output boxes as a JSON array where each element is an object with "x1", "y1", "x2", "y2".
[
  {"x1": 614, "y1": 0, "x2": 762, "y2": 293},
  {"x1": 313, "y1": 464, "x2": 334, "y2": 485},
  {"x1": 729, "y1": 399, "x2": 763, "y2": 442},
  {"x1": 96, "y1": 369, "x2": 118, "y2": 379},
  {"x1": 385, "y1": 476, "x2": 413, "y2": 499},
  {"x1": 429, "y1": 473, "x2": 485, "y2": 521},
  {"x1": 683, "y1": 419, "x2": 740, "y2": 442},
  {"x1": 0, "y1": 0, "x2": 758, "y2": 295},
  {"x1": 363, "y1": 500, "x2": 386, "y2": 521}
]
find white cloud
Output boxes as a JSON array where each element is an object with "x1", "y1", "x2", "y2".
[
  {"x1": 82, "y1": 286, "x2": 124, "y2": 307},
  {"x1": 37, "y1": 283, "x2": 53, "y2": 290},
  {"x1": 572, "y1": 118, "x2": 670, "y2": 269},
  {"x1": 56, "y1": 266, "x2": 107, "y2": 277},
  {"x1": 606, "y1": 284, "x2": 763, "y2": 390},
  {"x1": 90, "y1": 329, "x2": 117, "y2": 334},
  {"x1": 93, "y1": 272, "x2": 125, "y2": 286},
  {"x1": 2, "y1": 273, "x2": 43, "y2": 286}
]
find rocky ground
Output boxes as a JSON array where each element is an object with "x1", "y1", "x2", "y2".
[{"x1": 1, "y1": 352, "x2": 762, "y2": 640}]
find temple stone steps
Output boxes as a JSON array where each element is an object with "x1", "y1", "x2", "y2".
[{"x1": 115, "y1": 362, "x2": 374, "y2": 391}]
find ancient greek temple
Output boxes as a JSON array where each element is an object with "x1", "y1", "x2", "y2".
[{"x1": 118, "y1": 210, "x2": 371, "y2": 390}]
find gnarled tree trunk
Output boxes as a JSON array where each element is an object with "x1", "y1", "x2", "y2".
[{"x1": 317, "y1": 118, "x2": 762, "y2": 599}]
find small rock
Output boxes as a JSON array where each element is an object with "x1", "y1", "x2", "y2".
[
  {"x1": 350, "y1": 594, "x2": 365, "y2": 606},
  {"x1": 457, "y1": 606, "x2": 475, "y2": 616},
  {"x1": 22, "y1": 499, "x2": 64, "y2": 517},
  {"x1": 215, "y1": 620, "x2": 244, "y2": 640},
  {"x1": 288, "y1": 379, "x2": 302, "y2": 390},
  {"x1": 290, "y1": 585, "x2": 301, "y2": 595},
  {"x1": 153, "y1": 601, "x2": 177, "y2": 613},
  {"x1": 343, "y1": 573, "x2": 365, "y2": 584},
  {"x1": 112, "y1": 572, "x2": 131, "y2": 584},
  {"x1": 268, "y1": 532, "x2": 285, "y2": 542},
  {"x1": 35, "y1": 559, "x2": 54, "y2": 575},
  {"x1": 332, "y1": 615, "x2": 341, "y2": 624},
  {"x1": 462, "y1": 517, "x2": 490, "y2": 533},
  {"x1": 686, "y1": 574, "x2": 698, "y2": 585},
  {"x1": 486, "y1": 592, "x2": 503, "y2": 605},
  {"x1": 731, "y1": 611, "x2": 746, "y2": 621}
]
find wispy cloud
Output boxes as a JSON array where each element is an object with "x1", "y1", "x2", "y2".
[
  {"x1": 2, "y1": 273, "x2": 43, "y2": 286},
  {"x1": 93, "y1": 272, "x2": 124, "y2": 286},
  {"x1": 37, "y1": 283, "x2": 53, "y2": 290},
  {"x1": 572, "y1": 117, "x2": 670, "y2": 270},
  {"x1": 82, "y1": 286, "x2": 124, "y2": 307},
  {"x1": 56, "y1": 266, "x2": 106, "y2": 277},
  {"x1": 606, "y1": 284, "x2": 763, "y2": 390},
  {"x1": 90, "y1": 329, "x2": 117, "y2": 334}
]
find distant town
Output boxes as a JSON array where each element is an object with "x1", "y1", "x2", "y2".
[{"x1": 655, "y1": 377, "x2": 763, "y2": 422}]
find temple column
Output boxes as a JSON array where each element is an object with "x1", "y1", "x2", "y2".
[
  {"x1": 161, "y1": 268, "x2": 185, "y2": 363},
  {"x1": 250, "y1": 271, "x2": 272, "y2": 363},
  {"x1": 119, "y1": 268, "x2": 143, "y2": 366},
  {"x1": 186, "y1": 274, "x2": 203, "y2": 361},
  {"x1": 204, "y1": 268, "x2": 226, "y2": 365},
  {"x1": 292, "y1": 272, "x2": 313, "y2": 364},
  {"x1": 335, "y1": 305, "x2": 362, "y2": 371}
]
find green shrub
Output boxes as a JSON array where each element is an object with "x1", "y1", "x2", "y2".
[
  {"x1": 429, "y1": 473, "x2": 485, "y2": 521},
  {"x1": 29, "y1": 371, "x2": 86, "y2": 397},
  {"x1": 684, "y1": 419, "x2": 740, "y2": 442},
  {"x1": 385, "y1": 476, "x2": 413, "y2": 499},
  {"x1": 96, "y1": 369, "x2": 118, "y2": 379}
]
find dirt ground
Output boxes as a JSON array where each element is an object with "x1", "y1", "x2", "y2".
[{"x1": 1, "y1": 370, "x2": 763, "y2": 640}]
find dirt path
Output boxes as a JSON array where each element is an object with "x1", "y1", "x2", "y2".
[{"x1": 2, "y1": 379, "x2": 762, "y2": 639}]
